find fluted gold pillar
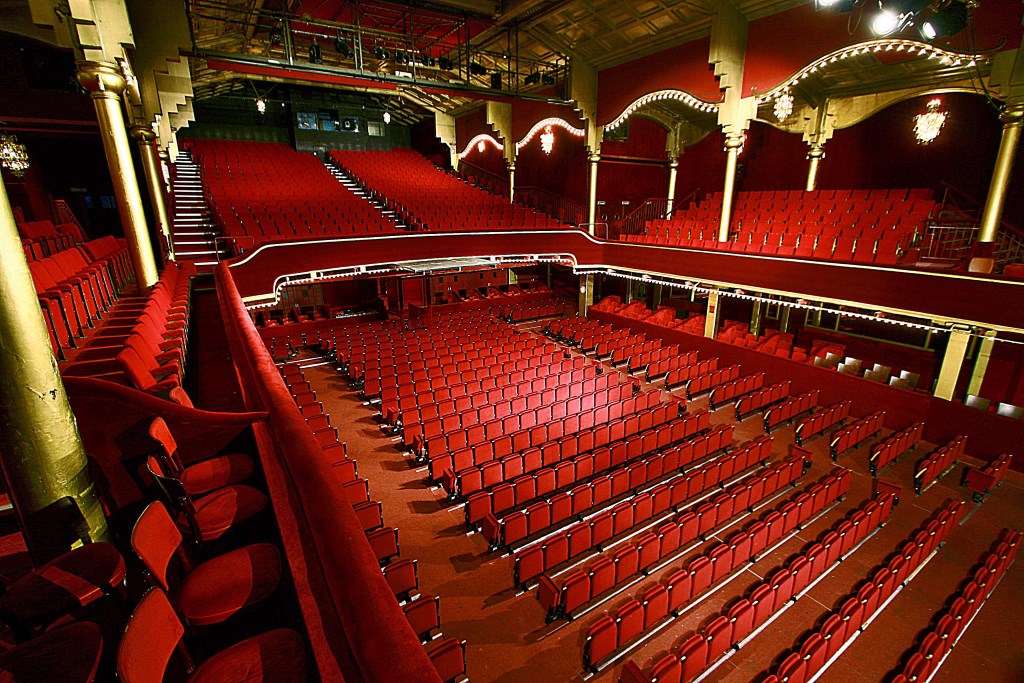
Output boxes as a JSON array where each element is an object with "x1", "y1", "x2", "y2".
[
  {"x1": 587, "y1": 153, "x2": 600, "y2": 234},
  {"x1": 978, "y1": 105, "x2": 1024, "y2": 245},
  {"x1": 77, "y1": 61, "x2": 159, "y2": 291},
  {"x1": 704, "y1": 289, "x2": 720, "y2": 339},
  {"x1": 130, "y1": 125, "x2": 174, "y2": 261},
  {"x1": 578, "y1": 274, "x2": 594, "y2": 315},
  {"x1": 666, "y1": 158, "x2": 679, "y2": 219},
  {"x1": 718, "y1": 135, "x2": 744, "y2": 242},
  {"x1": 806, "y1": 144, "x2": 825, "y2": 192},
  {"x1": 934, "y1": 327, "x2": 971, "y2": 401},
  {"x1": 0, "y1": 176, "x2": 109, "y2": 563}
]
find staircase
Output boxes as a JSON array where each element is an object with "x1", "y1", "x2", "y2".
[
  {"x1": 169, "y1": 151, "x2": 227, "y2": 266},
  {"x1": 322, "y1": 157, "x2": 408, "y2": 230}
]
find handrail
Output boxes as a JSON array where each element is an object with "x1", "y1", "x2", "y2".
[
  {"x1": 215, "y1": 264, "x2": 441, "y2": 683},
  {"x1": 616, "y1": 189, "x2": 701, "y2": 238},
  {"x1": 457, "y1": 159, "x2": 510, "y2": 198},
  {"x1": 515, "y1": 186, "x2": 587, "y2": 226},
  {"x1": 938, "y1": 180, "x2": 1024, "y2": 239}
]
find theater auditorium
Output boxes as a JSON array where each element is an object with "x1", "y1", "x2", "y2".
[{"x1": 1, "y1": 0, "x2": 1023, "y2": 681}]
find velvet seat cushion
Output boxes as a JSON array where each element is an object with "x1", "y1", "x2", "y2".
[
  {"x1": 180, "y1": 484, "x2": 268, "y2": 542},
  {"x1": 177, "y1": 543, "x2": 281, "y2": 626},
  {"x1": 181, "y1": 452, "x2": 256, "y2": 496},
  {"x1": 0, "y1": 621, "x2": 102, "y2": 682},
  {"x1": 188, "y1": 628, "x2": 306, "y2": 683},
  {"x1": 0, "y1": 543, "x2": 126, "y2": 629}
]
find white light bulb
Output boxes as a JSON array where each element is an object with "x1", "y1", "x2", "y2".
[{"x1": 872, "y1": 10, "x2": 900, "y2": 36}]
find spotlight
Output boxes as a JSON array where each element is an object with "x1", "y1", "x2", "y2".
[
  {"x1": 541, "y1": 72, "x2": 555, "y2": 86},
  {"x1": 374, "y1": 46, "x2": 390, "y2": 60},
  {"x1": 470, "y1": 62, "x2": 487, "y2": 76},
  {"x1": 396, "y1": 52, "x2": 408, "y2": 66},
  {"x1": 871, "y1": 0, "x2": 930, "y2": 36},
  {"x1": 308, "y1": 41, "x2": 322, "y2": 64},
  {"x1": 438, "y1": 57, "x2": 454, "y2": 70},
  {"x1": 270, "y1": 25, "x2": 284, "y2": 44},
  {"x1": 815, "y1": 0, "x2": 855, "y2": 11},
  {"x1": 335, "y1": 37, "x2": 350, "y2": 57},
  {"x1": 921, "y1": 1, "x2": 969, "y2": 41},
  {"x1": 420, "y1": 53, "x2": 436, "y2": 67},
  {"x1": 872, "y1": 9, "x2": 901, "y2": 35},
  {"x1": 524, "y1": 71, "x2": 541, "y2": 85},
  {"x1": 490, "y1": 72, "x2": 502, "y2": 89}
]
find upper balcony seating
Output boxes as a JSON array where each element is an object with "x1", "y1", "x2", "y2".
[
  {"x1": 625, "y1": 188, "x2": 937, "y2": 266},
  {"x1": 329, "y1": 148, "x2": 562, "y2": 233},
  {"x1": 185, "y1": 139, "x2": 397, "y2": 247},
  {"x1": 18, "y1": 219, "x2": 84, "y2": 260}
]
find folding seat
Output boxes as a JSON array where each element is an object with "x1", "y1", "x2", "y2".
[
  {"x1": 544, "y1": 535, "x2": 569, "y2": 571},
  {"x1": 522, "y1": 448, "x2": 542, "y2": 476},
  {"x1": 836, "y1": 520, "x2": 857, "y2": 556},
  {"x1": 583, "y1": 616, "x2": 617, "y2": 671},
  {"x1": 656, "y1": 523, "x2": 680, "y2": 561},
  {"x1": 610, "y1": 469, "x2": 631, "y2": 498},
  {"x1": 501, "y1": 512, "x2": 528, "y2": 546},
  {"x1": 403, "y1": 594, "x2": 441, "y2": 642},
  {"x1": 747, "y1": 583, "x2": 774, "y2": 630},
  {"x1": 526, "y1": 501, "x2": 552, "y2": 536},
  {"x1": 384, "y1": 558, "x2": 419, "y2": 600},
  {"x1": 775, "y1": 652, "x2": 808, "y2": 683},
  {"x1": 689, "y1": 556, "x2": 713, "y2": 597},
  {"x1": 919, "y1": 631, "x2": 945, "y2": 667},
  {"x1": 678, "y1": 633, "x2": 709, "y2": 683},
  {"x1": 587, "y1": 559, "x2": 615, "y2": 609},
  {"x1": 705, "y1": 615, "x2": 733, "y2": 663},
  {"x1": 492, "y1": 484, "x2": 515, "y2": 515},
  {"x1": 592, "y1": 476, "x2": 612, "y2": 506},
  {"x1": 592, "y1": 512, "x2": 614, "y2": 548},
  {"x1": 838, "y1": 595, "x2": 865, "y2": 634},
  {"x1": 677, "y1": 512, "x2": 699, "y2": 545},
  {"x1": 727, "y1": 598, "x2": 755, "y2": 643},
  {"x1": 612, "y1": 545, "x2": 640, "y2": 585},
  {"x1": 514, "y1": 546, "x2": 544, "y2": 587},
  {"x1": 903, "y1": 653, "x2": 930, "y2": 683},
  {"x1": 549, "y1": 493, "x2": 572, "y2": 526},
  {"x1": 770, "y1": 568, "x2": 796, "y2": 604},
  {"x1": 613, "y1": 599, "x2": 645, "y2": 650}
]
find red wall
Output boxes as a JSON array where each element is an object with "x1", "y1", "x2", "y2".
[
  {"x1": 598, "y1": 38, "x2": 718, "y2": 125},
  {"x1": 597, "y1": 116, "x2": 671, "y2": 213},
  {"x1": 674, "y1": 130, "x2": 726, "y2": 204},
  {"x1": 515, "y1": 125, "x2": 588, "y2": 202},
  {"x1": 511, "y1": 100, "x2": 585, "y2": 142}
]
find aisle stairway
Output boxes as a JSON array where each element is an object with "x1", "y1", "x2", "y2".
[
  {"x1": 322, "y1": 157, "x2": 408, "y2": 230},
  {"x1": 170, "y1": 151, "x2": 227, "y2": 266}
]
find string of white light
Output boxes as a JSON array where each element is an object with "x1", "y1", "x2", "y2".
[{"x1": 604, "y1": 90, "x2": 721, "y2": 132}]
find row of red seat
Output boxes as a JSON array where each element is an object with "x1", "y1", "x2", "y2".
[
  {"x1": 889, "y1": 529, "x2": 1020, "y2": 683},
  {"x1": 963, "y1": 453, "x2": 1015, "y2": 502},
  {"x1": 423, "y1": 382, "x2": 636, "y2": 478},
  {"x1": 869, "y1": 421, "x2": 925, "y2": 475},
  {"x1": 735, "y1": 381, "x2": 791, "y2": 419},
  {"x1": 509, "y1": 433, "x2": 769, "y2": 588},
  {"x1": 663, "y1": 359, "x2": 720, "y2": 390},
  {"x1": 914, "y1": 435, "x2": 968, "y2": 494},
  {"x1": 756, "y1": 499, "x2": 964, "y2": 683},
  {"x1": 393, "y1": 357, "x2": 598, "y2": 432},
  {"x1": 681, "y1": 364, "x2": 742, "y2": 399},
  {"x1": 763, "y1": 390, "x2": 820, "y2": 432},
  {"x1": 536, "y1": 452, "x2": 807, "y2": 622},
  {"x1": 484, "y1": 421, "x2": 744, "y2": 551},
  {"x1": 18, "y1": 218, "x2": 84, "y2": 259},
  {"x1": 503, "y1": 300, "x2": 563, "y2": 322},
  {"x1": 794, "y1": 400, "x2": 852, "y2": 445},
  {"x1": 645, "y1": 350, "x2": 700, "y2": 382},
  {"x1": 467, "y1": 411, "x2": 716, "y2": 532},
  {"x1": 440, "y1": 398, "x2": 675, "y2": 498},
  {"x1": 619, "y1": 486, "x2": 891, "y2": 683},
  {"x1": 829, "y1": 410, "x2": 886, "y2": 460},
  {"x1": 380, "y1": 351, "x2": 579, "y2": 421},
  {"x1": 708, "y1": 372, "x2": 765, "y2": 410}
]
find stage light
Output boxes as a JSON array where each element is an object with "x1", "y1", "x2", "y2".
[
  {"x1": 335, "y1": 37, "x2": 350, "y2": 57},
  {"x1": 396, "y1": 52, "x2": 408, "y2": 66},
  {"x1": 541, "y1": 72, "x2": 555, "y2": 85},
  {"x1": 871, "y1": 0, "x2": 929, "y2": 36},
  {"x1": 438, "y1": 57, "x2": 454, "y2": 70},
  {"x1": 308, "y1": 41, "x2": 322, "y2": 64},
  {"x1": 872, "y1": 9, "x2": 901, "y2": 36},
  {"x1": 420, "y1": 53, "x2": 436, "y2": 67},
  {"x1": 374, "y1": 46, "x2": 390, "y2": 60},
  {"x1": 524, "y1": 71, "x2": 541, "y2": 85},
  {"x1": 921, "y1": 1, "x2": 969, "y2": 41},
  {"x1": 815, "y1": 0, "x2": 855, "y2": 11},
  {"x1": 270, "y1": 25, "x2": 284, "y2": 44},
  {"x1": 470, "y1": 62, "x2": 487, "y2": 76}
]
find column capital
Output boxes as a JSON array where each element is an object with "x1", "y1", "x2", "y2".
[
  {"x1": 806, "y1": 143, "x2": 826, "y2": 160},
  {"x1": 75, "y1": 61, "x2": 126, "y2": 100},
  {"x1": 723, "y1": 134, "x2": 745, "y2": 150},
  {"x1": 588, "y1": 152, "x2": 601, "y2": 164},
  {"x1": 1000, "y1": 102, "x2": 1024, "y2": 126},
  {"x1": 129, "y1": 124, "x2": 156, "y2": 143},
  {"x1": 669, "y1": 158, "x2": 679, "y2": 169},
  {"x1": 507, "y1": 162, "x2": 516, "y2": 172}
]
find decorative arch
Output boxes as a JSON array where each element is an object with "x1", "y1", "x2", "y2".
[
  {"x1": 514, "y1": 117, "x2": 586, "y2": 153},
  {"x1": 457, "y1": 133, "x2": 504, "y2": 159},
  {"x1": 603, "y1": 89, "x2": 721, "y2": 133}
]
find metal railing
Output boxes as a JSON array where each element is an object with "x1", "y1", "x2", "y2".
[
  {"x1": 919, "y1": 222, "x2": 1024, "y2": 272},
  {"x1": 515, "y1": 186, "x2": 587, "y2": 227},
  {"x1": 616, "y1": 189, "x2": 700, "y2": 239},
  {"x1": 458, "y1": 161, "x2": 510, "y2": 199},
  {"x1": 52, "y1": 200, "x2": 87, "y2": 239}
]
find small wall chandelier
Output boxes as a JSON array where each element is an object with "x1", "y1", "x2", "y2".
[
  {"x1": 774, "y1": 90, "x2": 794, "y2": 122},
  {"x1": 540, "y1": 125, "x2": 555, "y2": 155},
  {"x1": 913, "y1": 98, "x2": 947, "y2": 145},
  {"x1": 0, "y1": 133, "x2": 29, "y2": 177}
]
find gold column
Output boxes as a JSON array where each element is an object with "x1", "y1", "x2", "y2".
[
  {"x1": 587, "y1": 153, "x2": 600, "y2": 235},
  {"x1": 806, "y1": 144, "x2": 825, "y2": 192},
  {"x1": 578, "y1": 274, "x2": 594, "y2": 315},
  {"x1": 704, "y1": 289, "x2": 720, "y2": 339},
  {"x1": 749, "y1": 299, "x2": 763, "y2": 337},
  {"x1": 934, "y1": 327, "x2": 971, "y2": 401},
  {"x1": 653, "y1": 283, "x2": 663, "y2": 308},
  {"x1": 666, "y1": 158, "x2": 679, "y2": 219},
  {"x1": 779, "y1": 306, "x2": 791, "y2": 334},
  {"x1": 77, "y1": 61, "x2": 159, "y2": 291},
  {"x1": 508, "y1": 162, "x2": 516, "y2": 204},
  {"x1": 718, "y1": 135, "x2": 744, "y2": 242},
  {"x1": 967, "y1": 330, "x2": 997, "y2": 397},
  {"x1": 130, "y1": 125, "x2": 174, "y2": 262},
  {"x1": 0, "y1": 176, "x2": 109, "y2": 563},
  {"x1": 978, "y1": 105, "x2": 1024, "y2": 245}
]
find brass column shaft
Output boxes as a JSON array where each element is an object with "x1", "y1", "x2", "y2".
[
  {"x1": 718, "y1": 137, "x2": 743, "y2": 242},
  {"x1": 132, "y1": 126, "x2": 174, "y2": 261},
  {"x1": 587, "y1": 154, "x2": 600, "y2": 235},
  {"x1": 979, "y1": 113, "x2": 1023, "y2": 243}
]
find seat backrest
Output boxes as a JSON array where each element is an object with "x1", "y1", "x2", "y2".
[
  {"x1": 118, "y1": 587, "x2": 185, "y2": 683},
  {"x1": 146, "y1": 456, "x2": 201, "y2": 539},
  {"x1": 117, "y1": 347, "x2": 158, "y2": 391},
  {"x1": 131, "y1": 501, "x2": 184, "y2": 590}
]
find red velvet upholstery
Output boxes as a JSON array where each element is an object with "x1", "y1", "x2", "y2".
[
  {"x1": 188, "y1": 628, "x2": 307, "y2": 682},
  {"x1": 150, "y1": 417, "x2": 256, "y2": 495},
  {"x1": 132, "y1": 502, "x2": 282, "y2": 626}
]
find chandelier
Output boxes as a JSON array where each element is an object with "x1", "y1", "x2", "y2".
[
  {"x1": 540, "y1": 125, "x2": 555, "y2": 155},
  {"x1": 774, "y1": 91, "x2": 794, "y2": 122},
  {"x1": 913, "y1": 99, "x2": 947, "y2": 145},
  {"x1": 0, "y1": 133, "x2": 29, "y2": 177}
]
